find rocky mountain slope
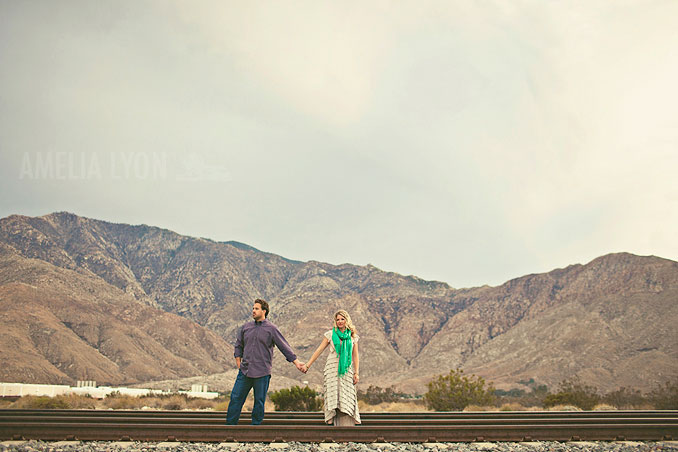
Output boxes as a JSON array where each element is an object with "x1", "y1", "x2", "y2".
[
  {"x1": 0, "y1": 212, "x2": 676, "y2": 392},
  {"x1": 0, "y1": 242, "x2": 233, "y2": 385}
]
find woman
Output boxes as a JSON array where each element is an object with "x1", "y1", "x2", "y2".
[{"x1": 302, "y1": 310, "x2": 361, "y2": 425}]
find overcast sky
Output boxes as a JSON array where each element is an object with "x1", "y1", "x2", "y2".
[{"x1": 1, "y1": 1, "x2": 676, "y2": 288}]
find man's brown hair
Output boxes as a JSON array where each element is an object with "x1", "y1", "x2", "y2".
[{"x1": 254, "y1": 298, "x2": 269, "y2": 318}]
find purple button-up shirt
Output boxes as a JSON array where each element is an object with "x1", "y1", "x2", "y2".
[{"x1": 234, "y1": 319, "x2": 297, "y2": 378}]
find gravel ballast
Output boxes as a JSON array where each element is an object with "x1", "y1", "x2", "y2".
[{"x1": 2, "y1": 441, "x2": 678, "y2": 452}]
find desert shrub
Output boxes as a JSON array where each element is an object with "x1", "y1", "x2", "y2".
[
  {"x1": 104, "y1": 392, "x2": 144, "y2": 410},
  {"x1": 358, "y1": 385, "x2": 411, "y2": 405},
  {"x1": 495, "y1": 383, "x2": 548, "y2": 408},
  {"x1": 603, "y1": 387, "x2": 646, "y2": 409},
  {"x1": 543, "y1": 378, "x2": 601, "y2": 410},
  {"x1": 495, "y1": 388, "x2": 526, "y2": 397},
  {"x1": 424, "y1": 369, "x2": 495, "y2": 411},
  {"x1": 59, "y1": 394, "x2": 97, "y2": 409},
  {"x1": 159, "y1": 394, "x2": 188, "y2": 410},
  {"x1": 186, "y1": 396, "x2": 225, "y2": 410},
  {"x1": 9, "y1": 394, "x2": 98, "y2": 409},
  {"x1": 269, "y1": 386, "x2": 322, "y2": 411},
  {"x1": 12, "y1": 396, "x2": 71, "y2": 409},
  {"x1": 648, "y1": 379, "x2": 678, "y2": 409}
]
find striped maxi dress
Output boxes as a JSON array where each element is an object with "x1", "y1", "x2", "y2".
[{"x1": 322, "y1": 330, "x2": 361, "y2": 425}]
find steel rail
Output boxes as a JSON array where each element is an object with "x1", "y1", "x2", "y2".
[
  {"x1": 2, "y1": 409, "x2": 676, "y2": 418},
  {"x1": 1, "y1": 410, "x2": 676, "y2": 442},
  {"x1": 3, "y1": 415, "x2": 677, "y2": 426}
]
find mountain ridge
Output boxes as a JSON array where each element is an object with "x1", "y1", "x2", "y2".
[{"x1": 0, "y1": 212, "x2": 676, "y2": 393}]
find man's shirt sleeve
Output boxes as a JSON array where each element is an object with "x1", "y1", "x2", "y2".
[
  {"x1": 271, "y1": 325, "x2": 297, "y2": 362},
  {"x1": 234, "y1": 325, "x2": 244, "y2": 358}
]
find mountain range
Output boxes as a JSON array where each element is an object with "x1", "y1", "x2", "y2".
[{"x1": 0, "y1": 212, "x2": 676, "y2": 393}]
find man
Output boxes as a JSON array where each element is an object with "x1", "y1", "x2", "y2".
[{"x1": 226, "y1": 298, "x2": 305, "y2": 425}]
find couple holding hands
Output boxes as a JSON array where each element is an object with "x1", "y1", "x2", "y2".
[{"x1": 226, "y1": 299, "x2": 361, "y2": 426}]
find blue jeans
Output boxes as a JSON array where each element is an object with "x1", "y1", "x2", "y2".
[{"x1": 226, "y1": 370, "x2": 271, "y2": 425}]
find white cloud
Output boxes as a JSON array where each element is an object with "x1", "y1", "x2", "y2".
[
  {"x1": 1, "y1": 0, "x2": 676, "y2": 287},
  {"x1": 169, "y1": 2, "x2": 400, "y2": 127}
]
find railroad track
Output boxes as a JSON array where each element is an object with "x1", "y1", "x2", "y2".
[{"x1": 1, "y1": 409, "x2": 676, "y2": 443}]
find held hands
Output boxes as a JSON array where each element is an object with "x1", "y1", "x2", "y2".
[
  {"x1": 297, "y1": 361, "x2": 357, "y2": 381},
  {"x1": 294, "y1": 360, "x2": 306, "y2": 373}
]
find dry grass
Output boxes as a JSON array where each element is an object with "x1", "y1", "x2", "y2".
[
  {"x1": 104, "y1": 394, "x2": 146, "y2": 410},
  {"x1": 593, "y1": 403, "x2": 618, "y2": 411},
  {"x1": 2, "y1": 393, "x2": 229, "y2": 410},
  {"x1": 358, "y1": 400, "x2": 428, "y2": 412},
  {"x1": 10, "y1": 394, "x2": 97, "y2": 409},
  {"x1": 462, "y1": 404, "x2": 546, "y2": 412},
  {"x1": 4, "y1": 394, "x2": 618, "y2": 413},
  {"x1": 213, "y1": 400, "x2": 228, "y2": 411},
  {"x1": 463, "y1": 404, "x2": 496, "y2": 412},
  {"x1": 499, "y1": 402, "x2": 529, "y2": 411},
  {"x1": 5, "y1": 394, "x2": 640, "y2": 413},
  {"x1": 359, "y1": 402, "x2": 545, "y2": 412},
  {"x1": 209, "y1": 393, "x2": 264, "y2": 412},
  {"x1": 59, "y1": 394, "x2": 98, "y2": 409},
  {"x1": 10, "y1": 396, "x2": 68, "y2": 409},
  {"x1": 547, "y1": 404, "x2": 582, "y2": 411},
  {"x1": 187, "y1": 397, "x2": 221, "y2": 410}
]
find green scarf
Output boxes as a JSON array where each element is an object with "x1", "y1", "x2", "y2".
[{"x1": 332, "y1": 327, "x2": 352, "y2": 376}]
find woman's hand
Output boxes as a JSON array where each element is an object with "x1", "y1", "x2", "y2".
[
  {"x1": 301, "y1": 364, "x2": 309, "y2": 373},
  {"x1": 353, "y1": 373, "x2": 360, "y2": 385}
]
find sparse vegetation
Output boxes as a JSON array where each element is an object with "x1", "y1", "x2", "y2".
[
  {"x1": 269, "y1": 385, "x2": 323, "y2": 411},
  {"x1": 11, "y1": 395, "x2": 72, "y2": 409},
  {"x1": 2, "y1": 377, "x2": 675, "y2": 411},
  {"x1": 105, "y1": 392, "x2": 146, "y2": 410},
  {"x1": 424, "y1": 368, "x2": 495, "y2": 411},
  {"x1": 149, "y1": 394, "x2": 187, "y2": 410},
  {"x1": 463, "y1": 404, "x2": 497, "y2": 412},
  {"x1": 358, "y1": 385, "x2": 413, "y2": 405},
  {"x1": 543, "y1": 378, "x2": 601, "y2": 410},
  {"x1": 358, "y1": 400, "x2": 426, "y2": 412},
  {"x1": 495, "y1": 381, "x2": 548, "y2": 408},
  {"x1": 647, "y1": 379, "x2": 678, "y2": 409},
  {"x1": 2, "y1": 392, "x2": 228, "y2": 410},
  {"x1": 602, "y1": 387, "x2": 648, "y2": 409},
  {"x1": 498, "y1": 402, "x2": 529, "y2": 411},
  {"x1": 547, "y1": 404, "x2": 582, "y2": 411},
  {"x1": 592, "y1": 403, "x2": 617, "y2": 411},
  {"x1": 493, "y1": 378, "x2": 678, "y2": 411}
]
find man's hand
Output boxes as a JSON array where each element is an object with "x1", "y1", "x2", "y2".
[{"x1": 293, "y1": 359, "x2": 306, "y2": 373}]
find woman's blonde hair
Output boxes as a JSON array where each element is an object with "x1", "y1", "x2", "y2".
[{"x1": 334, "y1": 310, "x2": 357, "y2": 338}]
